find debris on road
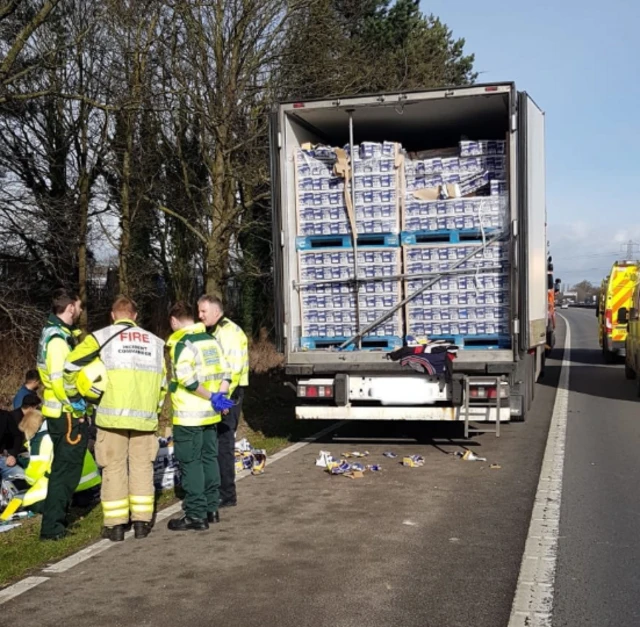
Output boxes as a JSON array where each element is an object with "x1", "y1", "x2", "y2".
[
  {"x1": 402, "y1": 455, "x2": 425, "y2": 467},
  {"x1": 367, "y1": 464, "x2": 382, "y2": 472},
  {"x1": 343, "y1": 451, "x2": 370, "y2": 458},
  {"x1": 490, "y1": 464, "x2": 502, "y2": 470},
  {"x1": 454, "y1": 450, "x2": 487, "y2": 462},
  {"x1": 383, "y1": 452, "x2": 398, "y2": 458},
  {"x1": 235, "y1": 439, "x2": 268, "y2": 475},
  {"x1": 316, "y1": 450, "x2": 335, "y2": 467}
]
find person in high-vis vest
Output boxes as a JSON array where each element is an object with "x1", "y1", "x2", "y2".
[
  {"x1": 64, "y1": 296, "x2": 166, "y2": 542},
  {"x1": 37, "y1": 288, "x2": 86, "y2": 541},
  {"x1": 18, "y1": 405, "x2": 101, "y2": 512},
  {"x1": 198, "y1": 295, "x2": 249, "y2": 508},
  {"x1": 167, "y1": 301, "x2": 234, "y2": 531}
]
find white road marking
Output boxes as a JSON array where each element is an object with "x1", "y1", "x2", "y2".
[
  {"x1": 508, "y1": 315, "x2": 571, "y2": 627},
  {"x1": 0, "y1": 577, "x2": 49, "y2": 604},
  {"x1": 0, "y1": 420, "x2": 344, "y2": 601},
  {"x1": 42, "y1": 539, "x2": 113, "y2": 574}
]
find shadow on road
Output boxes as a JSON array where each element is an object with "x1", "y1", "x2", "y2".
[{"x1": 539, "y1": 351, "x2": 638, "y2": 402}]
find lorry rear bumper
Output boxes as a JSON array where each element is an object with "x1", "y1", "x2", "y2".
[{"x1": 295, "y1": 405, "x2": 511, "y2": 422}]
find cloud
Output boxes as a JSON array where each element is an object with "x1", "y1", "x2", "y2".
[{"x1": 547, "y1": 221, "x2": 640, "y2": 286}]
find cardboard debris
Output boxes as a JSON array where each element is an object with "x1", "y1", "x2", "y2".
[
  {"x1": 402, "y1": 455, "x2": 425, "y2": 468},
  {"x1": 455, "y1": 450, "x2": 487, "y2": 462}
]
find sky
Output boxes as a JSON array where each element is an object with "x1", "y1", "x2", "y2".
[{"x1": 420, "y1": 0, "x2": 640, "y2": 286}]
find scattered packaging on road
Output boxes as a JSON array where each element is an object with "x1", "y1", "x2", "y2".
[
  {"x1": 383, "y1": 452, "x2": 398, "y2": 458},
  {"x1": 454, "y1": 450, "x2": 487, "y2": 462},
  {"x1": 402, "y1": 455, "x2": 425, "y2": 467},
  {"x1": 234, "y1": 439, "x2": 267, "y2": 476},
  {"x1": 316, "y1": 451, "x2": 335, "y2": 467}
]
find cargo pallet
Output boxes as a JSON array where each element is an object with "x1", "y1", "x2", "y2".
[
  {"x1": 300, "y1": 335, "x2": 402, "y2": 351},
  {"x1": 412, "y1": 334, "x2": 511, "y2": 350},
  {"x1": 296, "y1": 233, "x2": 399, "y2": 250},
  {"x1": 401, "y1": 228, "x2": 502, "y2": 245}
]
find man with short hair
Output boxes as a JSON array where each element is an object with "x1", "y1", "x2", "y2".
[
  {"x1": 198, "y1": 295, "x2": 248, "y2": 508},
  {"x1": 167, "y1": 301, "x2": 233, "y2": 531},
  {"x1": 37, "y1": 288, "x2": 86, "y2": 540},
  {"x1": 64, "y1": 296, "x2": 166, "y2": 542},
  {"x1": 13, "y1": 370, "x2": 40, "y2": 410}
]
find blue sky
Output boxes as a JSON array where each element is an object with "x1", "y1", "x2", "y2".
[{"x1": 420, "y1": 0, "x2": 640, "y2": 285}]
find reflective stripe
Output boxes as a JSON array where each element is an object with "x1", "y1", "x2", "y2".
[
  {"x1": 202, "y1": 373, "x2": 226, "y2": 382},
  {"x1": 173, "y1": 410, "x2": 214, "y2": 419},
  {"x1": 185, "y1": 340, "x2": 204, "y2": 370},
  {"x1": 102, "y1": 498, "x2": 129, "y2": 519},
  {"x1": 29, "y1": 455, "x2": 50, "y2": 463},
  {"x1": 105, "y1": 360, "x2": 163, "y2": 374},
  {"x1": 130, "y1": 503, "x2": 154, "y2": 513},
  {"x1": 97, "y1": 407, "x2": 157, "y2": 420},
  {"x1": 103, "y1": 508, "x2": 130, "y2": 519},
  {"x1": 65, "y1": 362, "x2": 82, "y2": 372},
  {"x1": 79, "y1": 471, "x2": 100, "y2": 485},
  {"x1": 129, "y1": 495, "x2": 154, "y2": 505},
  {"x1": 44, "y1": 399, "x2": 62, "y2": 410},
  {"x1": 182, "y1": 376, "x2": 198, "y2": 387},
  {"x1": 103, "y1": 498, "x2": 129, "y2": 510},
  {"x1": 50, "y1": 372, "x2": 63, "y2": 381}
]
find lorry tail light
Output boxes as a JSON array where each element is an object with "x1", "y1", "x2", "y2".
[
  {"x1": 297, "y1": 384, "x2": 333, "y2": 399},
  {"x1": 469, "y1": 383, "x2": 508, "y2": 400},
  {"x1": 605, "y1": 308, "x2": 613, "y2": 332}
]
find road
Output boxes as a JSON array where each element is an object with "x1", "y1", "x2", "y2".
[
  {"x1": 553, "y1": 308, "x2": 640, "y2": 626},
  {"x1": 4, "y1": 311, "x2": 635, "y2": 626}
]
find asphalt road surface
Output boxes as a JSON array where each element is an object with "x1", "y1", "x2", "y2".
[
  {"x1": 553, "y1": 308, "x2": 640, "y2": 626},
  {"x1": 3, "y1": 334, "x2": 566, "y2": 627}
]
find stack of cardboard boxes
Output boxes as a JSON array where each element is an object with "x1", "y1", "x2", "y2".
[{"x1": 293, "y1": 138, "x2": 511, "y2": 349}]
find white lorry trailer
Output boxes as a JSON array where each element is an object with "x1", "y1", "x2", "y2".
[{"x1": 269, "y1": 83, "x2": 547, "y2": 428}]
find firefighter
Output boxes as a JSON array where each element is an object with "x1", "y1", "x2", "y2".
[
  {"x1": 64, "y1": 296, "x2": 166, "y2": 542},
  {"x1": 197, "y1": 295, "x2": 248, "y2": 508},
  {"x1": 167, "y1": 301, "x2": 234, "y2": 531},
  {"x1": 37, "y1": 288, "x2": 86, "y2": 541}
]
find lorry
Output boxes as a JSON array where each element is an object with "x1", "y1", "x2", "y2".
[{"x1": 269, "y1": 83, "x2": 547, "y2": 426}]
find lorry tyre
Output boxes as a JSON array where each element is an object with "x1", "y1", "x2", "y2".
[
  {"x1": 602, "y1": 344, "x2": 615, "y2": 365},
  {"x1": 625, "y1": 361, "x2": 636, "y2": 380},
  {"x1": 511, "y1": 354, "x2": 534, "y2": 423}
]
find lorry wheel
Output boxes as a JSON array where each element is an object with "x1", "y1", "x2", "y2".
[
  {"x1": 603, "y1": 345, "x2": 615, "y2": 364},
  {"x1": 625, "y1": 361, "x2": 636, "y2": 380}
]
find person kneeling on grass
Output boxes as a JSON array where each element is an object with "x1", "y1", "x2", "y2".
[{"x1": 18, "y1": 403, "x2": 101, "y2": 513}]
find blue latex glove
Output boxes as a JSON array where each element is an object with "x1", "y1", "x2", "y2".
[
  {"x1": 70, "y1": 399, "x2": 87, "y2": 414},
  {"x1": 210, "y1": 392, "x2": 235, "y2": 413}
]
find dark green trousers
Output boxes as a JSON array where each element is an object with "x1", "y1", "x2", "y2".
[
  {"x1": 41, "y1": 415, "x2": 88, "y2": 538},
  {"x1": 174, "y1": 424, "x2": 220, "y2": 520}
]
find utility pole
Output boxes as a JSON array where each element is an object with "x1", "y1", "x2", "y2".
[{"x1": 621, "y1": 240, "x2": 640, "y2": 260}]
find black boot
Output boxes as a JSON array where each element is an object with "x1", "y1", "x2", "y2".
[
  {"x1": 102, "y1": 525, "x2": 126, "y2": 542},
  {"x1": 219, "y1": 499, "x2": 237, "y2": 509},
  {"x1": 134, "y1": 521, "x2": 152, "y2": 539},
  {"x1": 207, "y1": 511, "x2": 220, "y2": 524},
  {"x1": 167, "y1": 515, "x2": 209, "y2": 531}
]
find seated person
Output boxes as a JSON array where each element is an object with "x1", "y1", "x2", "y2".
[
  {"x1": 13, "y1": 369, "x2": 40, "y2": 410},
  {"x1": 18, "y1": 404, "x2": 101, "y2": 513},
  {"x1": 0, "y1": 399, "x2": 27, "y2": 482}
]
